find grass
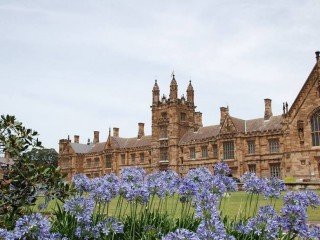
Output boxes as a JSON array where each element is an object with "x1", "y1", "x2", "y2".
[{"x1": 35, "y1": 191, "x2": 320, "y2": 222}]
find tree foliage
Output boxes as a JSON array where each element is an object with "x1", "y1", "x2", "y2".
[
  {"x1": 0, "y1": 115, "x2": 70, "y2": 229},
  {"x1": 24, "y1": 148, "x2": 59, "y2": 167}
]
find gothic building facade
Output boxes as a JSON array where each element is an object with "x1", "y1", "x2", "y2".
[{"x1": 59, "y1": 52, "x2": 320, "y2": 182}]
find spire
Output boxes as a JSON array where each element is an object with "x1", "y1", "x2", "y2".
[
  {"x1": 187, "y1": 80, "x2": 194, "y2": 104},
  {"x1": 187, "y1": 80, "x2": 193, "y2": 91},
  {"x1": 316, "y1": 51, "x2": 320, "y2": 62},
  {"x1": 169, "y1": 71, "x2": 178, "y2": 100},
  {"x1": 153, "y1": 79, "x2": 159, "y2": 90},
  {"x1": 152, "y1": 79, "x2": 160, "y2": 104},
  {"x1": 170, "y1": 71, "x2": 177, "y2": 86}
]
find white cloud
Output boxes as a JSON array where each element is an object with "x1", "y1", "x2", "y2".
[{"x1": 0, "y1": 0, "x2": 319, "y2": 149}]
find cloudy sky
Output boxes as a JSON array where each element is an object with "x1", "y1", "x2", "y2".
[{"x1": 1, "y1": 0, "x2": 320, "y2": 149}]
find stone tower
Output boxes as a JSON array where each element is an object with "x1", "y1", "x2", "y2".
[{"x1": 151, "y1": 73, "x2": 197, "y2": 171}]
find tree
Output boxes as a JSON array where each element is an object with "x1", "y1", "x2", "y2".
[
  {"x1": 0, "y1": 115, "x2": 70, "y2": 229},
  {"x1": 24, "y1": 148, "x2": 59, "y2": 167}
]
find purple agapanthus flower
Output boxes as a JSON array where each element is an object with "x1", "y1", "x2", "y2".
[
  {"x1": 162, "y1": 228, "x2": 200, "y2": 240},
  {"x1": 64, "y1": 196, "x2": 95, "y2": 223},
  {"x1": 178, "y1": 177, "x2": 198, "y2": 201},
  {"x1": 196, "y1": 206, "x2": 233, "y2": 240},
  {"x1": 72, "y1": 174, "x2": 92, "y2": 193},
  {"x1": 162, "y1": 170, "x2": 180, "y2": 196},
  {"x1": 146, "y1": 171, "x2": 167, "y2": 198},
  {"x1": 284, "y1": 191, "x2": 320, "y2": 208},
  {"x1": 0, "y1": 229, "x2": 15, "y2": 240},
  {"x1": 186, "y1": 167, "x2": 212, "y2": 186},
  {"x1": 123, "y1": 182, "x2": 150, "y2": 203},
  {"x1": 245, "y1": 206, "x2": 281, "y2": 239},
  {"x1": 194, "y1": 191, "x2": 219, "y2": 218},
  {"x1": 121, "y1": 167, "x2": 146, "y2": 184},
  {"x1": 264, "y1": 177, "x2": 286, "y2": 199},
  {"x1": 280, "y1": 204, "x2": 309, "y2": 238},
  {"x1": 241, "y1": 172, "x2": 267, "y2": 194},
  {"x1": 213, "y1": 162, "x2": 231, "y2": 176},
  {"x1": 92, "y1": 217, "x2": 124, "y2": 238},
  {"x1": 13, "y1": 213, "x2": 53, "y2": 239},
  {"x1": 308, "y1": 225, "x2": 320, "y2": 239}
]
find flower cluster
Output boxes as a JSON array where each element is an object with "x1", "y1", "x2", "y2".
[
  {"x1": 64, "y1": 196, "x2": 95, "y2": 223},
  {"x1": 0, "y1": 213, "x2": 60, "y2": 240},
  {"x1": 241, "y1": 172, "x2": 267, "y2": 194},
  {"x1": 1, "y1": 165, "x2": 320, "y2": 240},
  {"x1": 162, "y1": 228, "x2": 200, "y2": 240},
  {"x1": 241, "y1": 206, "x2": 281, "y2": 239}
]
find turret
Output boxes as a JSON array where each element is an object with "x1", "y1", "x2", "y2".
[
  {"x1": 152, "y1": 80, "x2": 160, "y2": 104},
  {"x1": 169, "y1": 73, "x2": 178, "y2": 100},
  {"x1": 187, "y1": 80, "x2": 194, "y2": 104}
]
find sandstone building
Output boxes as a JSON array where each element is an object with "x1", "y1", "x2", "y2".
[{"x1": 59, "y1": 52, "x2": 320, "y2": 182}]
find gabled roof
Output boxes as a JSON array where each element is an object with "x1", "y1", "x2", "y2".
[
  {"x1": 70, "y1": 143, "x2": 94, "y2": 154},
  {"x1": 288, "y1": 63, "x2": 318, "y2": 118},
  {"x1": 69, "y1": 135, "x2": 152, "y2": 154},
  {"x1": 112, "y1": 135, "x2": 152, "y2": 149},
  {"x1": 179, "y1": 125, "x2": 220, "y2": 144},
  {"x1": 89, "y1": 142, "x2": 106, "y2": 153},
  {"x1": 246, "y1": 115, "x2": 283, "y2": 132}
]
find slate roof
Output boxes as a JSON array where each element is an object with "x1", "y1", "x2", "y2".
[
  {"x1": 70, "y1": 143, "x2": 94, "y2": 154},
  {"x1": 69, "y1": 115, "x2": 283, "y2": 151},
  {"x1": 179, "y1": 125, "x2": 220, "y2": 144},
  {"x1": 246, "y1": 115, "x2": 283, "y2": 132},
  {"x1": 69, "y1": 135, "x2": 152, "y2": 154},
  {"x1": 179, "y1": 115, "x2": 283, "y2": 144},
  {"x1": 112, "y1": 135, "x2": 152, "y2": 149}
]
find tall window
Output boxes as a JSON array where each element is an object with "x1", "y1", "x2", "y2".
[
  {"x1": 189, "y1": 147, "x2": 196, "y2": 160},
  {"x1": 247, "y1": 140, "x2": 255, "y2": 154},
  {"x1": 248, "y1": 164, "x2": 256, "y2": 174},
  {"x1": 180, "y1": 112, "x2": 186, "y2": 122},
  {"x1": 86, "y1": 158, "x2": 92, "y2": 167},
  {"x1": 121, "y1": 154, "x2": 125, "y2": 165},
  {"x1": 160, "y1": 126, "x2": 168, "y2": 138},
  {"x1": 201, "y1": 146, "x2": 208, "y2": 158},
  {"x1": 223, "y1": 141, "x2": 234, "y2": 160},
  {"x1": 311, "y1": 110, "x2": 320, "y2": 146},
  {"x1": 131, "y1": 154, "x2": 136, "y2": 164},
  {"x1": 94, "y1": 157, "x2": 100, "y2": 167},
  {"x1": 105, "y1": 155, "x2": 112, "y2": 168},
  {"x1": 269, "y1": 139, "x2": 280, "y2": 153},
  {"x1": 140, "y1": 153, "x2": 144, "y2": 163},
  {"x1": 270, "y1": 163, "x2": 281, "y2": 178},
  {"x1": 212, "y1": 144, "x2": 218, "y2": 158},
  {"x1": 160, "y1": 148, "x2": 168, "y2": 161}
]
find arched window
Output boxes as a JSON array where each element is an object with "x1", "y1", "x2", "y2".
[{"x1": 311, "y1": 110, "x2": 320, "y2": 146}]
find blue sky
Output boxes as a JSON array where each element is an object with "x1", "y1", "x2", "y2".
[{"x1": 1, "y1": 0, "x2": 320, "y2": 149}]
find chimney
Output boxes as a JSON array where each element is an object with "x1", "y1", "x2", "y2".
[
  {"x1": 113, "y1": 127, "x2": 119, "y2": 137},
  {"x1": 74, "y1": 135, "x2": 79, "y2": 143},
  {"x1": 138, "y1": 123, "x2": 145, "y2": 139},
  {"x1": 194, "y1": 112, "x2": 203, "y2": 130},
  {"x1": 220, "y1": 107, "x2": 229, "y2": 125},
  {"x1": 93, "y1": 131, "x2": 99, "y2": 144},
  {"x1": 316, "y1": 51, "x2": 320, "y2": 62},
  {"x1": 264, "y1": 98, "x2": 273, "y2": 120}
]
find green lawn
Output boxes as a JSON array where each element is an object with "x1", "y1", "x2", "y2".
[{"x1": 36, "y1": 191, "x2": 320, "y2": 222}]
